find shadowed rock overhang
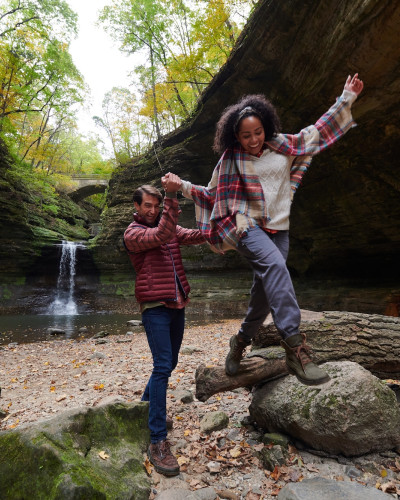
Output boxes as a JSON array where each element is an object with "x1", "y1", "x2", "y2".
[{"x1": 95, "y1": 0, "x2": 400, "y2": 282}]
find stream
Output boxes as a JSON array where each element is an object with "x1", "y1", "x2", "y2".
[{"x1": 0, "y1": 241, "x2": 398, "y2": 346}]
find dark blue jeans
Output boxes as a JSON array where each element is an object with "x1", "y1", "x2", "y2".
[
  {"x1": 141, "y1": 306, "x2": 185, "y2": 443},
  {"x1": 236, "y1": 227, "x2": 301, "y2": 341}
]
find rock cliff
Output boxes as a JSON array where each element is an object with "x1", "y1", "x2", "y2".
[
  {"x1": 0, "y1": 141, "x2": 99, "y2": 311},
  {"x1": 93, "y1": 0, "x2": 400, "y2": 298}
]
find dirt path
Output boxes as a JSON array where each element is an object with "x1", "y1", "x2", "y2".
[{"x1": 1, "y1": 318, "x2": 399, "y2": 499}]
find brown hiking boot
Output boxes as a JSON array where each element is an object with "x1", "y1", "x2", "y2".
[
  {"x1": 281, "y1": 333, "x2": 330, "y2": 386},
  {"x1": 148, "y1": 439, "x2": 180, "y2": 476},
  {"x1": 225, "y1": 334, "x2": 250, "y2": 376},
  {"x1": 166, "y1": 415, "x2": 173, "y2": 430}
]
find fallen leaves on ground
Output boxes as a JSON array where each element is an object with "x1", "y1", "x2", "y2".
[{"x1": 1, "y1": 319, "x2": 400, "y2": 500}]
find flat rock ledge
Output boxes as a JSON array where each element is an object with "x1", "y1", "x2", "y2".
[
  {"x1": 277, "y1": 476, "x2": 392, "y2": 500},
  {"x1": 0, "y1": 398, "x2": 150, "y2": 499},
  {"x1": 250, "y1": 361, "x2": 400, "y2": 457}
]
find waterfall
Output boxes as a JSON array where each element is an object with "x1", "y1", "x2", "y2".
[{"x1": 47, "y1": 241, "x2": 83, "y2": 315}]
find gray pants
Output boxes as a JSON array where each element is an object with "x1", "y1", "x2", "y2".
[{"x1": 236, "y1": 227, "x2": 300, "y2": 341}]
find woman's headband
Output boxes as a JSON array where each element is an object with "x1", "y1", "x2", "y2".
[{"x1": 234, "y1": 106, "x2": 261, "y2": 132}]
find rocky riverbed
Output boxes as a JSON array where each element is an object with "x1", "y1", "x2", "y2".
[{"x1": 1, "y1": 317, "x2": 399, "y2": 499}]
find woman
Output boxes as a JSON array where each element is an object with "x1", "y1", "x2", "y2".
[{"x1": 163, "y1": 74, "x2": 363, "y2": 385}]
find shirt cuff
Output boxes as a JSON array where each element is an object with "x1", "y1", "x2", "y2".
[
  {"x1": 341, "y1": 89, "x2": 358, "y2": 105},
  {"x1": 181, "y1": 180, "x2": 193, "y2": 199}
]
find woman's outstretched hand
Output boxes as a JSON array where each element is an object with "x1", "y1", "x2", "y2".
[{"x1": 344, "y1": 73, "x2": 364, "y2": 96}]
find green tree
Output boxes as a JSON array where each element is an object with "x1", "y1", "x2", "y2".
[
  {"x1": 0, "y1": 0, "x2": 86, "y2": 172},
  {"x1": 94, "y1": 86, "x2": 151, "y2": 163},
  {"x1": 99, "y1": 0, "x2": 253, "y2": 145}
]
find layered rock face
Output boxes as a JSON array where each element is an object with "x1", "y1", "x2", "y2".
[
  {"x1": 93, "y1": 0, "x2": 400, "y2": 293},
  {"x1": 0, "y1": 142, "x2": 100, "y2": 311}
]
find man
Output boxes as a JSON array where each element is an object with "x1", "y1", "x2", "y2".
[{"x1": 124, "y1": 175, "x2": 205, "y2": 476}]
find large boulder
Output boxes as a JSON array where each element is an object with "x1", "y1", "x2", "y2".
[
  {"x1": 0, "y1": 398, "x2": 150, "y2": 499},
  {"x1": 249, "y1": 361, "x2": 400, "y2": 456}
]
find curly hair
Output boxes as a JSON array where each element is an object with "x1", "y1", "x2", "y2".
[{"x1": 213, "y1": 94, "x2": 281, "y2": 155}]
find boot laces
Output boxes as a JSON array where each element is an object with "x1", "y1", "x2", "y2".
[
  {"x1": 232, "y1": 337, "x2": 247, "y2": 360},
  {"x1": 293, "y1": 342, "x2": 313, "y2": 371},
  {"x1": 158, "y1": 440, "x2": 171, "y2": 459}
]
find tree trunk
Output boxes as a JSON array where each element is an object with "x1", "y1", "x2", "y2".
[
  {"x1": 150, "y1": 47, "x2": 161, "y2": 141},
  {"x1": 195, "y1": 311, "x2": 400, "y2": 401}
]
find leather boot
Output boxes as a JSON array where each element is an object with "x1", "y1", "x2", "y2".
[
  {"x1": 148, "y1": 439, "x2": 180, "y2": 476},
  {"x1": 281, "y1": 333, "x2": 330, "y2": 386},
  {"x1": 225, "y1": 334, "x2": 250, "y2": 376}
]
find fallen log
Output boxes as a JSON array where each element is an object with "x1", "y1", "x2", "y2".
[
  {"x1": 195, "y1": 348, "x2": 287, "y2": 402},
  {"x1": 195, "y1": 311, "x2": 400, "y2": 401},
  {"x1": 253, "y1": 311, "x2": 400, "y2": 379}
]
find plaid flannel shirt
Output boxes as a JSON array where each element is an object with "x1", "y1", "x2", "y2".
[{"x1": 186, "y1": 90, "x2": 358, "y2": 253}]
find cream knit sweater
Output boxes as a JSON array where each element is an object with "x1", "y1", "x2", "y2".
[{"x1": 251, "y1": 149, "x2": 294, "y2": 230}]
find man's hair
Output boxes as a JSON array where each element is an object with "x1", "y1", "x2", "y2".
[
  {"x1": 213, "y1": 94, "x2": 281, "y2": 155},
  {"x1": 133, "y1": 185, "x2": 162, "y2": 205}
]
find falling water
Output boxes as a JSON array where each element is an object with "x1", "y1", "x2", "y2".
[{"x1": 47, "y1": 241, "x2": 82, "y2": 315}]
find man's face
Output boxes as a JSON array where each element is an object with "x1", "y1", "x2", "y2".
[{"x1": 134, "y1": 193, "x2": 161, "y2": 226}]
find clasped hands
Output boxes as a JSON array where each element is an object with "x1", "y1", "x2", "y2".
[{"x1": 161, "y1": 172, "x2": 182, "y2": 193}]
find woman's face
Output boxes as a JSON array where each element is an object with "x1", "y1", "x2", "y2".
[{"x1": 235, "y1": 116, "x2": 265, "y2": 156}]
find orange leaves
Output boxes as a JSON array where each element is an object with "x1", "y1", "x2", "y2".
[
  {"x1": 93, "y1": 383, "x2": 104, "y2": 391},
  {"x1": 143, "y1": 457, "x2": 152, "y2": 475},
  {"x1": 270, "y1": 465, "x2": 281, "y2": 481}
]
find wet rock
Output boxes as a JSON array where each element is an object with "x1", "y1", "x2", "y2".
[
  {"x1": 277, "y1": 476, "x2": 392, "y2": 499},
  {"x1": 257, "y1": 444, "x2": 288, "y2": 471},
  {"x1": 173, "y1": 389, "x2": 194, "y2": 404},
  {"x1": 344, "y1": 465, "x2": 363, "y2": 478},
  {"x1": 262, "y1": 432, "x2": 290, "y2": 448},
  {"x1": 226, "y1": 428, "x2": 240, "y2": 442},
  {"x1": 93, "y1": 330, "x2": 109, "y2": 339},
  {"x1": 200, "y1": 411, "x2": 229, "y2": 434},
  {"x1": 181, "y1": 345, "x2": 202, "y2": 355},
  {"x1": 250, "y1": 361, "x2": 400, "y2": 456},
  {"x1": 127, "y1": 320, "x2": 142, "y2": 327},
  {"x1": 94, "y1": 339, "x2": 108, "y2": 345},
  {"x1": 47, "y1": 328, "x2": 66, "y2": 335}
]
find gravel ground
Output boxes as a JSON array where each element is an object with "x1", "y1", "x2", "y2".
[{"x1": 1, "y1": 318, "x2": 399, "y2": 499}]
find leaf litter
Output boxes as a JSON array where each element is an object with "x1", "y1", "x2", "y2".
[{"x1": 1, "y1": 318, "x2": 399, "y2": 499}]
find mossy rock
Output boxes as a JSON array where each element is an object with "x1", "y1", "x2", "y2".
[{"x1": 0, "y1": 399, "x2": 151, "y2": 499}]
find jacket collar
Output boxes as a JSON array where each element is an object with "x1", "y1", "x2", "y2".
[{"x1": 133, "y1": 212, "x2": 161, "y2": 227}]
